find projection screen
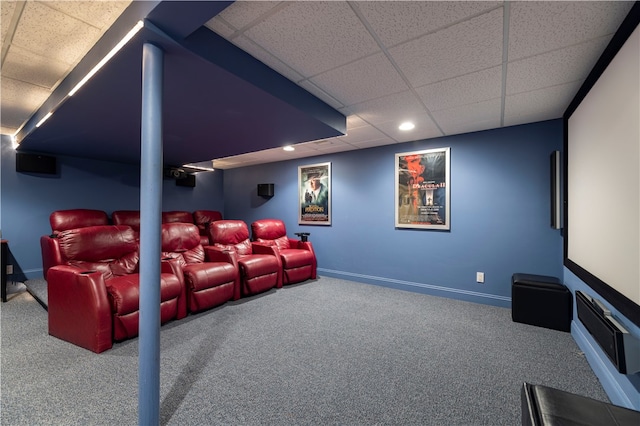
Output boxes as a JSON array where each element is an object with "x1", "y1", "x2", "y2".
[{"x1": 564, "y1": 5, "x2": 639, "y2": 326}]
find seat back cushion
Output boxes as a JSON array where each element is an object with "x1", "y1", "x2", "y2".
[
  {"x1": 112, "y1": 210, "x2": 141, "y2": 232},
  {"x1": 162, "y1": 210, "x2": 194, "y2": 224},
  {"x1": 50, "y1": 209, "x2": 109, "y2": 234},
  {"x1": 251, "y1": 219, "x2": 290, "y2": 250},
  {"x1": 161, "y1": 222, "x2": 204, "y2": 265},
  {"x1": 193, "y1": 210, "x2": 223, "y2": 234},
  {"x1": 57, "y1": 225, "x2": 139, "y2": 280},
  {"x1": 209, "y1": 220, "x2": 252, "y2": 256}
]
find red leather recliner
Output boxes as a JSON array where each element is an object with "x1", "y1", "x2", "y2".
[
  {"x1": 161, "y1": 222, "x2": 238, "y2": 313},
  {"x1": 193, "y1": 210, "x2": 223, "y2": 246},
  {"x1": 251, "y1": 219, "x2": 317, "y2": 285},
  {"x1": 208, "y1": 220, "x2": 281, "y2": 299},
  {"x1": 111, "y1": 210, "x2": 141, "y2": 237},
  {"x1": 47, "y1": 225, "x2": 185, "y2": 353},
  {"x1": 162, "y1": 210, "x2": 193, "y2": 224},
  {"x1": 40, "y1": 209, "x2": 109, "y2": 280}
]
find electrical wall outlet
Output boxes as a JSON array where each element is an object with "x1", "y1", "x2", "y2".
[
  {"x1": 7, "y1": 264, "x2": 13, "y2": 275},
  {"x1": 476, "y1": 272, "x2": 484, "y2": 283}
]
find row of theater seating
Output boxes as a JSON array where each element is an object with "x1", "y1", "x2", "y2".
[{"x1": 42, "y1": 209, "x2": 317, "y2": 353}]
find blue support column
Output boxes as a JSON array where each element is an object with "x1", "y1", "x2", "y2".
[{"x1": 139, "y1": 41, "x2": 163, "y2": 426}]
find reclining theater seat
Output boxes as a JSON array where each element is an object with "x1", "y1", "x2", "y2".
[
  {"x1": 208, "y1": 220, "x2": 281, "y2": 299},
  {"x1": 193, "y1": 210, "x2": 223, "y2": 246},
  {"x1": 161, "y1": 222, "x2": 238, "y2": 313},
  {"x1": 40, "y1": 209, "x2": 109, "y2": 280},
  {"x1": 111, "y1": 210, "x2": 141, "y2": 238},
  {"x1": 251, "y1": 219, "x2": 317, "y2": 285},
  {"x1": 162, "y1": 210, "x2": 194, "y2": 225},
  {"x1": 47, "y1": 225, "x2": 184, "y2": 353}
]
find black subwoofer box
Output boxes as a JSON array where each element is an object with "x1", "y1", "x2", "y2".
[{"x1": 512, "y1": 273, "x2": 572, "y2": 332}]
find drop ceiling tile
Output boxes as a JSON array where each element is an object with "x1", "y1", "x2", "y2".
[
  {"x1": 389, "y1": 8, "x2": 503, "y2": 88},
  {"x1": 204, "y1": 17, "x2": 236, "y2": 38},
  {"x1": 1, "y1": 1, "x2": 17, "y2": 42},
  {"x1": 504, "y1": 81, "x2": 583, "y2": 127},
  {"x1": 338, "y1": 124, "x2": 388, "y2": 144},
  {"x1": 243, "y1": 1, "x2": 380, "y2": 76},
  {"x1": 357, "y1": 1, "x2": 501, "y2": 47},
  {"x1": 508, "y1": 1, "x2": 635, "y2": 60},
  {"x1": 416, "y1": 66, "x2": 502, "y2": 112},
  {"x1": 346, "y1": 115, "x2": 370, "y2": 130},
  {"x1": 374, "y1": 113, "x2": 441, "y2": 143},
  {"x1": 432, "y1": 98, "x2": 502, "y2": 136},
  {"x1": 348, "y1": 91, "x2": 426, "y2": 126},
  {"x1": 311, "y1": 139, "x2": 358, "y2": 153},
  {"x1": 45, "y1": 1, "x2": 131, "y2": 30},
  {"x1": 310, "y1": 52, "x2": 408, "y2": 106},
  {"x1": 232, "y1": 34, "x2": 304, "y2": 84},
  {"x1": 214, "y1": 1, "x2": 282, "y2": 31},
  {"x1": 507, "y1": 36, "x2": 611, "y2": 95},
  {"x1": 350, "y1": 137, "x2": 397, "y2": 149},
  {"x1": 3, "y1": 45, "x2": 70, "y2": 89},
  {"x1": 1, "y1": 77, "x2": 51, "y2": 127},
  {"x1": 297, "y1": 80, "x2": 345, "y2": 110},
  {"x1": 12, "y1": 2, "x2": 102, "y2": 65}
]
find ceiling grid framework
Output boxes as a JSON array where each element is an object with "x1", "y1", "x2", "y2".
[
  {"x1": 204, "y1": 0, "x2": 634, "y2": 169},
  {"x1": 1, "y1": 1, "x2": 636, "y2": 169}
]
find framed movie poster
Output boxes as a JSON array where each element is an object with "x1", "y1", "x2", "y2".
[
  {"x1": 395, "y1": 147, "x2": 450, "y2": 230},
  {"x1": 299, "y1": 162, "x2": 331, "y2": 225}
]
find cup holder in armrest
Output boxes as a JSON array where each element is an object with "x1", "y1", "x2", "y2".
[{"x1": 294, "y1": 232, "x2": 310, "y2": 242}]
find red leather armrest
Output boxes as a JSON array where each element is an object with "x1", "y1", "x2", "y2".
[
  {"x1": 204, "y1": 246, "x2": 241, "y2": 300},
  {"x1": 251, "y1": 242, "x2": 278, "y2": 256},
  {"x1": 40, "y1": 235, "x2": 63, "y2": 280},
  {"x1": 47, "y1": 265, "x2": 113, "y2": 353},
  {"x1": 251, "y1": 242, "x2": 283, "y2": 288},
  {"x1": 204, "y1": 246, "x2": 236, "y2": 265},
  {"x1": 161, "y1": 257, "x2": 187, "y2": 319}
]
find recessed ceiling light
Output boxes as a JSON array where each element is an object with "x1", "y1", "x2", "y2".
[
  {"x1": 283, "y1": 145, "x2": 295, "y2": 151},
  {"x1": 399, "y1": 122, "x2": 415, "y2": 131}
]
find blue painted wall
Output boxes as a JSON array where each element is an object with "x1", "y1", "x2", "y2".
[
  {"x1": 224, "y1": 120, "x2": 564, "y2": 307},
  {"x1": 0, "y1": 134, "x2": 224, "y2": 280},
  {"x1": 2, "y1": 119, "x2": 638, "y2": 408}
]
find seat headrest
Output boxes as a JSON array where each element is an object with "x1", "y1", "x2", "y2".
[
  {"x1": 161, "y1": 222, "x2": 201, "y2": 252},
  {"x1": 193, "y1": 210, "x2": 223, "y2": 224},
  {"x1": 209, "y1": 220, "x2": 249, "y2": 245},
  {"x1": 111, "y1": 210, "x2": 141, "y2": 231},
  {"x1": 58, "y1": 225, "x2": 137, "y2": 261},
  {"x1": 161, "y1": 211, "x2": 193, "y2": 224},
  {"x1": 251, "y1": 219, "x2": 286, "y2": 240},
  {"x1": 50, "y1": 209, "x2": 109, "y2": 234}
]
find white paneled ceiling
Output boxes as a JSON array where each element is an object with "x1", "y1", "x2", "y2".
[
  {"x1": 1, "y1": 0, "x2": 132, "y2": 135},
  {"x1": 1, "y1": 1, "x2": 635, "y2": 169}
]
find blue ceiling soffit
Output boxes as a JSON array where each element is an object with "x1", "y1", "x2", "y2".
[{"x1": 16, "y1": 1, "x2": 346, "y2": 166}]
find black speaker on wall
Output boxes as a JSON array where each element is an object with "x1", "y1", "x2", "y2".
[
  {"x1": 176, "y1": 174, "x2": 196, "y2": 188},
  {"x1": 550, "y1": 150, "x2": 561, "y2": 229},
  {"x1": 16, "y1": 152, "x2": 57, "y2": 175},
  {"x1": 257, "y1": 183, "x2": 274, "y2": 198}
]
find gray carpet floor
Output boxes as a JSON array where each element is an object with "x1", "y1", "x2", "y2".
[{"x1": 1, "y1": 276, "x2": 608, "y2": 425}]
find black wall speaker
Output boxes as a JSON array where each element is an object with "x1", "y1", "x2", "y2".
[
  {"x1": 550, "y1": 150, "x2": 561, "y2": 229},
  {"x1": 16, "y1": 152, "x2": 57, "y2": 175},
  {"x1": 257, "y1": 183, "x2": 274, "y2": 198},
  {"x1": 176, "y1": 174, "x2": 196, "y2": 188}
]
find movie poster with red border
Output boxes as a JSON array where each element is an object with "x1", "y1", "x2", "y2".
[{"x1": 395, "y1": 148, "x2": 450, "y2": 230}]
